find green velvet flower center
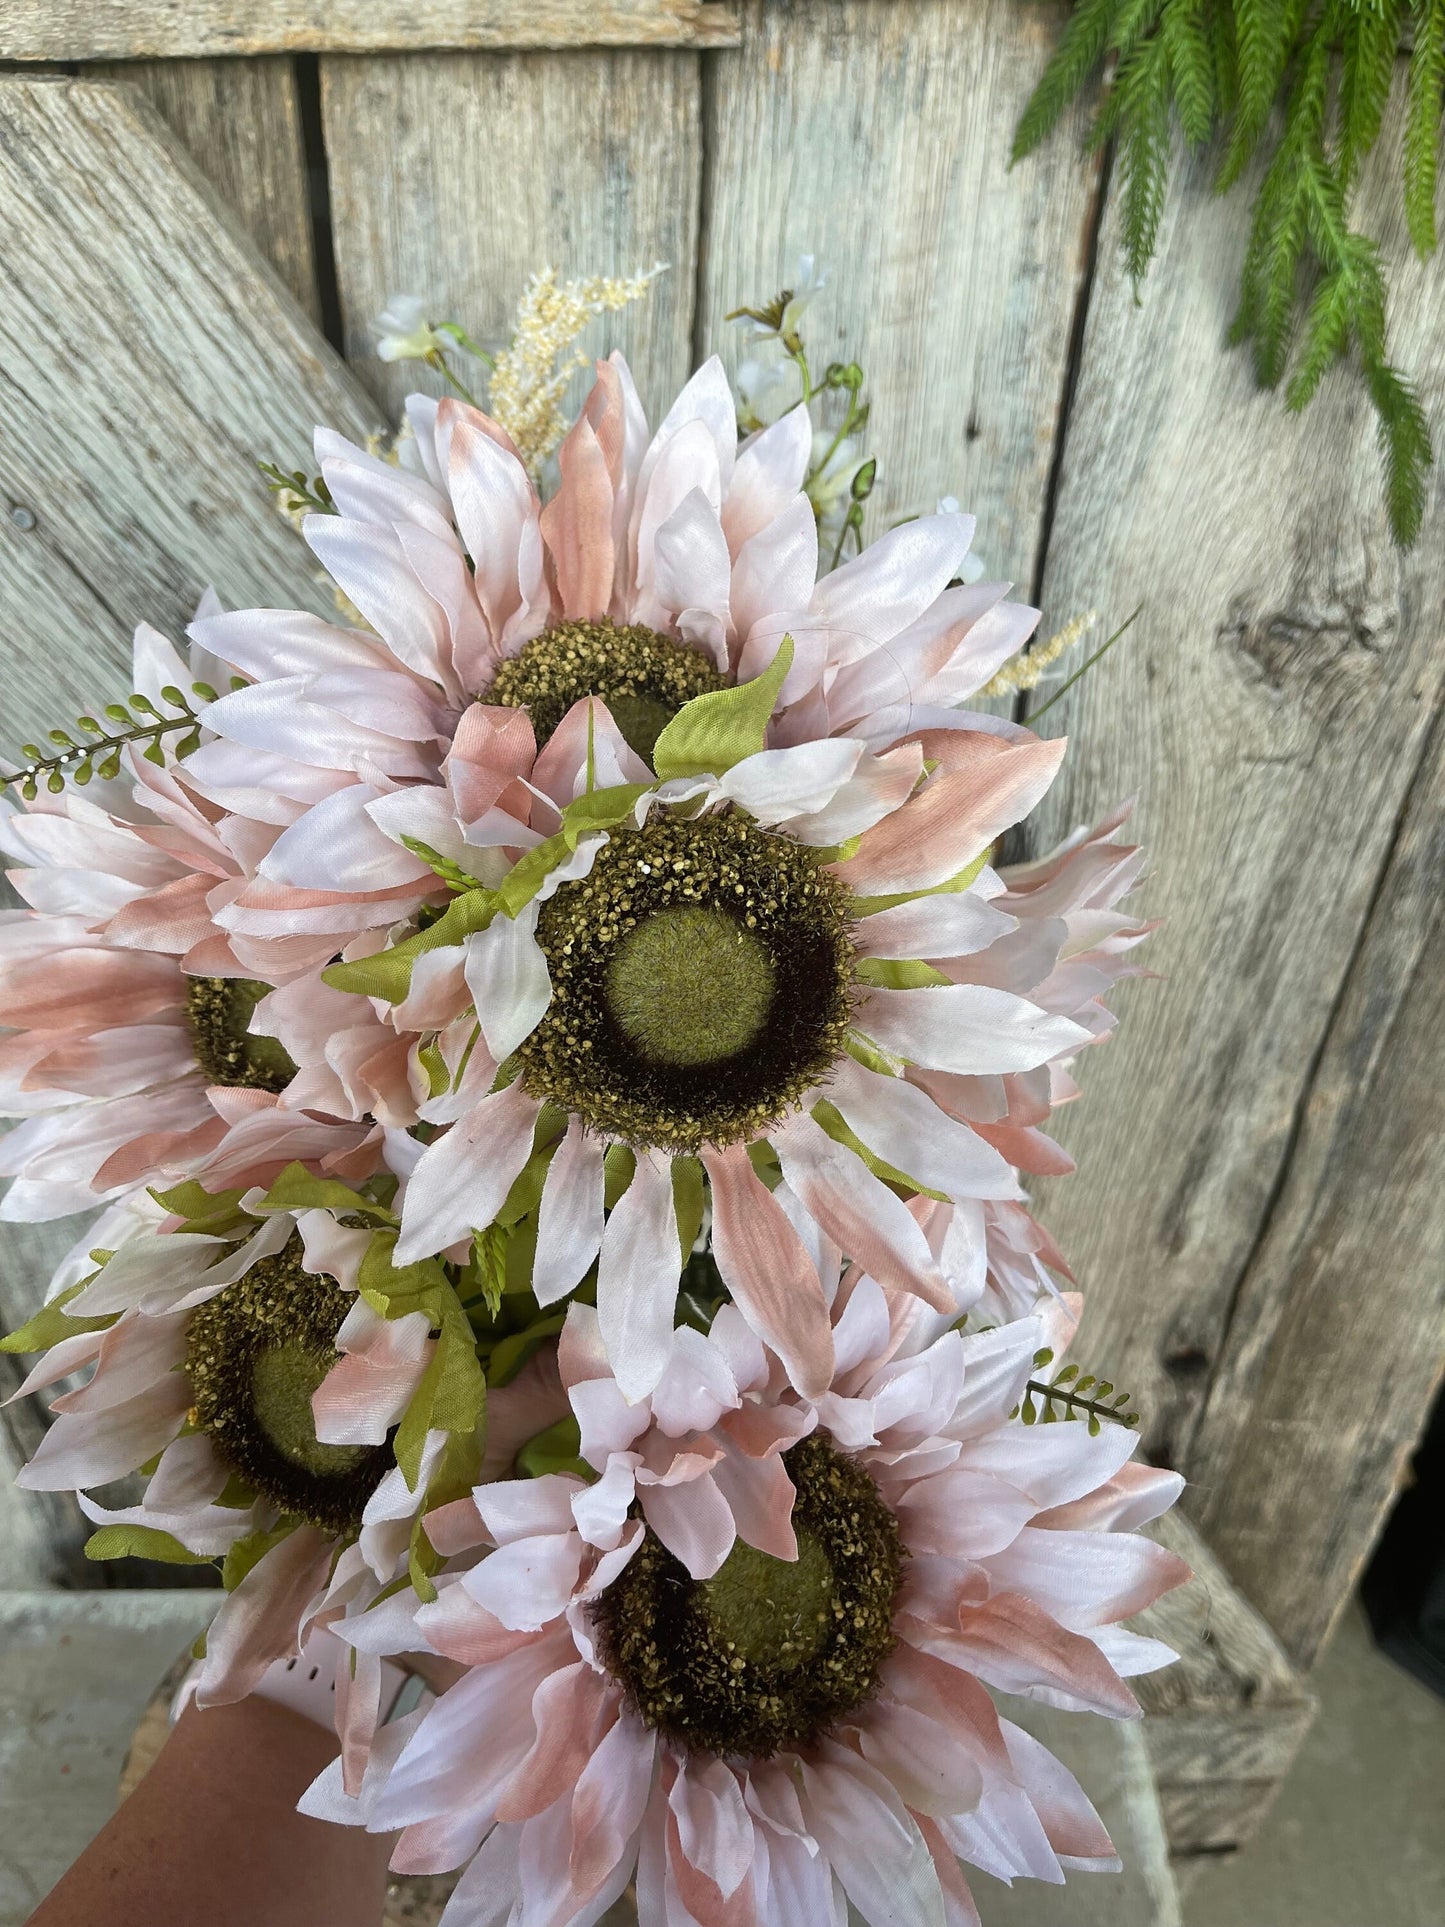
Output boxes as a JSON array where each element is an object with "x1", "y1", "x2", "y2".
[
  {"x1": 185, "y1": 1241, "x2": 387, "y2": 1534},
  {"x1": 605, "y1": 905, "x2": 777, "y2": 1067},
  {"x1": 482, "y1": 619, "x2": 730, "y2": 763},
  {"x1": 592, "y1": 1433, "x2": 904, "y2": 1759},
  {"x1": 186, "y1": 976, "x2": 297, "y2": 1093},
  {"x1": 514, "y1": 810, "x2": 855, "y2": 1153}
]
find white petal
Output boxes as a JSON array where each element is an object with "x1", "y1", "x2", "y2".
[
  {"x1": 824, "y1": 1057, "x2": 1019, "y2": 1203},
  {"x1": 596, "y1": 1150, "x2": 681, "y2": 1403},
  {"x1": 532, "y1": 1118, "x2": 606, "y2": 1307},
  {"x1": 463, "y1": 905, "x2": 552, "y2": 1062},
  {"x1": 860, "y1": 985, "x2": 1089, "y2": 1075}
]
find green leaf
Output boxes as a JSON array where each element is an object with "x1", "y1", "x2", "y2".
[
  {"x1": 85, "y1": 1525, "x2": 215, "y2": 1566},
  {"x1": 651, "y1": 636, "x2": 794, "y2": 780},
  {"x1": 485, "y1": 1309, "x2": 568, "y2": 1387},
  {"x1": 324, "y1": 887, "x2": 496, "y2": 1002},
  {"x1": 222, "y1": 1522, "x2": 297, "y2": 1591},
  {"x1": 259, "y1": 1163, "x2": 397, "y2": 1225},
  {"x1": 514, "y1": 1413, "x2": 593, "y2": 1482},
  {"x1": 672, "y1": 1156, "x2": 705, "y2": 1261},
  {"x1": 1012, "y1": 0, "x2": 1123, "y2": 162},
  {"x1": 393, "y1": 1300, "x2": 486, "y2": 1490},
  {"x1": 854, "y1": 958, "x2": 952, "y2": 990},
  {"x1": 603, "y1": 1144, "x2": 636, "y2": 1209},
  {"x1": 1405, "y1": 0, "x2": 1445, "y2": 257},
  {"x1": 148, "y1": 1178, "x2": 253, "y2": 1237},
  {"x1": 356, "y1": 1229, "x2": 452, "y2": 1318},
  {"x1": 1, "y1": 1279, "x2": 116, "y2": 1353},
  {"x1": 467, "y1": 1224, "x2": 509, "y2": 1321},
  {"x1": 493, "y1": 785, "x2": 649, "y2": 920}
]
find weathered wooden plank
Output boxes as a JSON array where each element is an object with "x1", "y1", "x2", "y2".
[
  {"x1": 696, "y1": 0, "x2": 1101, "y2": 585},
  {"x1": 1188, "y1": 700, "x2": 1445, "y2": 1667},
  {"x1": 0, "y1": 73, "x2": 382, "y2": 1585},
  {"x1": 88, "y1": 58, "x2": 320, "y2": 322},
  {"x1": 0, "y1": 1218, "x2": 95, "y2": 1589},
  {"x1": 1133, "y1": 1513, "x2": 1316, "y2": 1858},
  {"x1": 321, "y1": 49, "x2": 701, "y2": 428},
  {"x1": 0, "y1": 75, "x2": 380, "y2": 752},
  {"x1": 0, "y1": 0, "x2": 738, "y2": 59},
  {"x1": 1022, "y1": 79, "x2": 1445, "y2": 1564}
]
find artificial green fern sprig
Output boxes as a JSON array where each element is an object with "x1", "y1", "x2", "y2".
[
  {"x1": 1016, "y1": 1347, "x2": 1143, "y2": 1435},
  {"x1": 1014, "y1": 0, "x2": 1441, "y2": 546},
  {"x1": 0, "y1": 683, "x2": 225, "y2": 800}
]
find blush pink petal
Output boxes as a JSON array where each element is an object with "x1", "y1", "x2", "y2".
[
  {"x1": 640, "y1": 1472, "x2": 737, "y2": 1581},
  {"x1": 495, "y1": 1661, "x2": 611, "y2": 1823},
  {"x1": 541, "y1": 413, "x2": 616, "y2": 621},
  {"x1": 798, "y1": 1745, "x2": 947, "y2": 1927},
  {"x1": 832, "y1": 734, "x2": 1065, "y2": 896},
  {"x1": 769, "y1": 1114, "x2": 952, "y2": 1311},
  {"x1": 532, "y1": 1117, "x2": 607, "y2": 1308},
  {"x1": 702, "y1": 1141, "x2": 835, "y2": 1400},
  {"x1": 723, "y1": 404, "x2": 813, "y2": 552},
  {"x1": 195, "y1": 1525, "x2": 336, "y2": 1706},
  {"x1": 568, "y1": 1708, "x2": 657, "y2": 1894}
]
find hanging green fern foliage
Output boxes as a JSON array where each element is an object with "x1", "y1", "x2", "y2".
[
  {"x1": 1014, "y1": 0, "x2": 1443, "y2": 547},
  {"x1": 1015, "y1": 1347, "x2": 1144, "y2": 1434}
]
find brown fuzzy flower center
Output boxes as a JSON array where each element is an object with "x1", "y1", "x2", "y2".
[
  {"x1": 186, "y1": 977, "x2": 296, "y2": 1093},
  {"x1": 185, "y1": 1241, "x2": 388, "y2": 1534},
  {"x1": 513, "y1": 810, "x2": 855, "y2": 1153},
  {"x1": 481, "y1": 619, "x2": 730, "y2": 763},
  {"x1": 591, "y1": 1433, "x2": 904, "y2": 1759}
]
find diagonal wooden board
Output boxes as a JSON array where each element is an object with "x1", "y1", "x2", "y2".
[
  {"x1": 0, "y1": 0, "x2": 740, "y2": 60},
  {"x1": 88, "y1": 57, "x2": 321, "y2": 323},
  {"x1": 319, "y1": 48, "x2": 702, "y2": 431},
  {"x1": 1188, "y1": 700, "x2": 1445, "y2": 1667},
  {"x1": 695, "y1": 0, "x2": 1102, "y2": 588},
  {"x1": 0, "y1": 74, "x2": 381, "y2": 1573},
  {"x1": 0, "y1": 75, "x2": 379, "y2": 747},
  {"x1": 1020, "y1": 75, "x2": 1445, "y2": 1665}
]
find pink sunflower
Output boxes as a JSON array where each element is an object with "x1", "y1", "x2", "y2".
[
  {"x1": 0, "y1": 614, "x2": 416, "y2": 1220},
  {"x1": 304, "y1": 1282, "x2": 1186, "y2": 1924}
]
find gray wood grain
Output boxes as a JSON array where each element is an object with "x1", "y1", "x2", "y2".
[
  {"x1": 0, "y1": 74, "x2": 380, "y2": 751},
  {"x1": 1188, "y1": 700, "x2": 1445, "y2": 1667},
  {"x1": 695, "y1": 0, "x2": 1102, "y2": 585},
  {"x1": 321, "y1": 48, "x2": 701, "y2": 429},
  {"x1": 1134, "y1": 1513, "x2": 1316, "y2": 1855},
  {"x1": 0, "y1": 74, "x2": 381, "y2": 1575},
  {"x1": 0, "y1": 0, "x2": 739, "y2": 60},
  {"x1": 88, "y1": 57, "x2": 321, "y2": 321},
  {"x1": 1021, "y1": 78, "x2": 1445, "y2": 1645}
]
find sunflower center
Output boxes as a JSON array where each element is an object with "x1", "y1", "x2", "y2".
[
  {"x1": 185, "y1": 1241, "x2": 387, "y2": 1534},
  {"x1": 481, "y1": 619, "x2": 730, "y2": 762},
  {"x1": 186, "y1": 977, "x2": 297, "y2": 1093},
  {"x1": 515, "y1": 811, "x2": 855, "y2": 1153},
  {"x1": 592, "y1": 1433, "x2": 904, "y2": 1759},
  {"x1": 605, "y1": 905, "x2": 776, "y2": 1066}
]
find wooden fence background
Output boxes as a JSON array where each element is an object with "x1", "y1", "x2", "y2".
[{"x1": 1, "y1": 0, "x2": 1442, "y2": 1683}]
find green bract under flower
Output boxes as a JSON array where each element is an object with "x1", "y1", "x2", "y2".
[
  {"x1": 185, "y1": 1240, "x2": 388, "y2": 1534},
  {"x1": 483, "y1": 619, "x2": 730, "y2": 762},
  {"x1": 514, "y1": 810, "x2": 855, "y2": 1152},
  {"x1": 592, "y1": 1433, "x2": 904, "y2": 1758},
  {"x1": 186, "y1": 976, "x2": 296, "y2": 1093}
]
